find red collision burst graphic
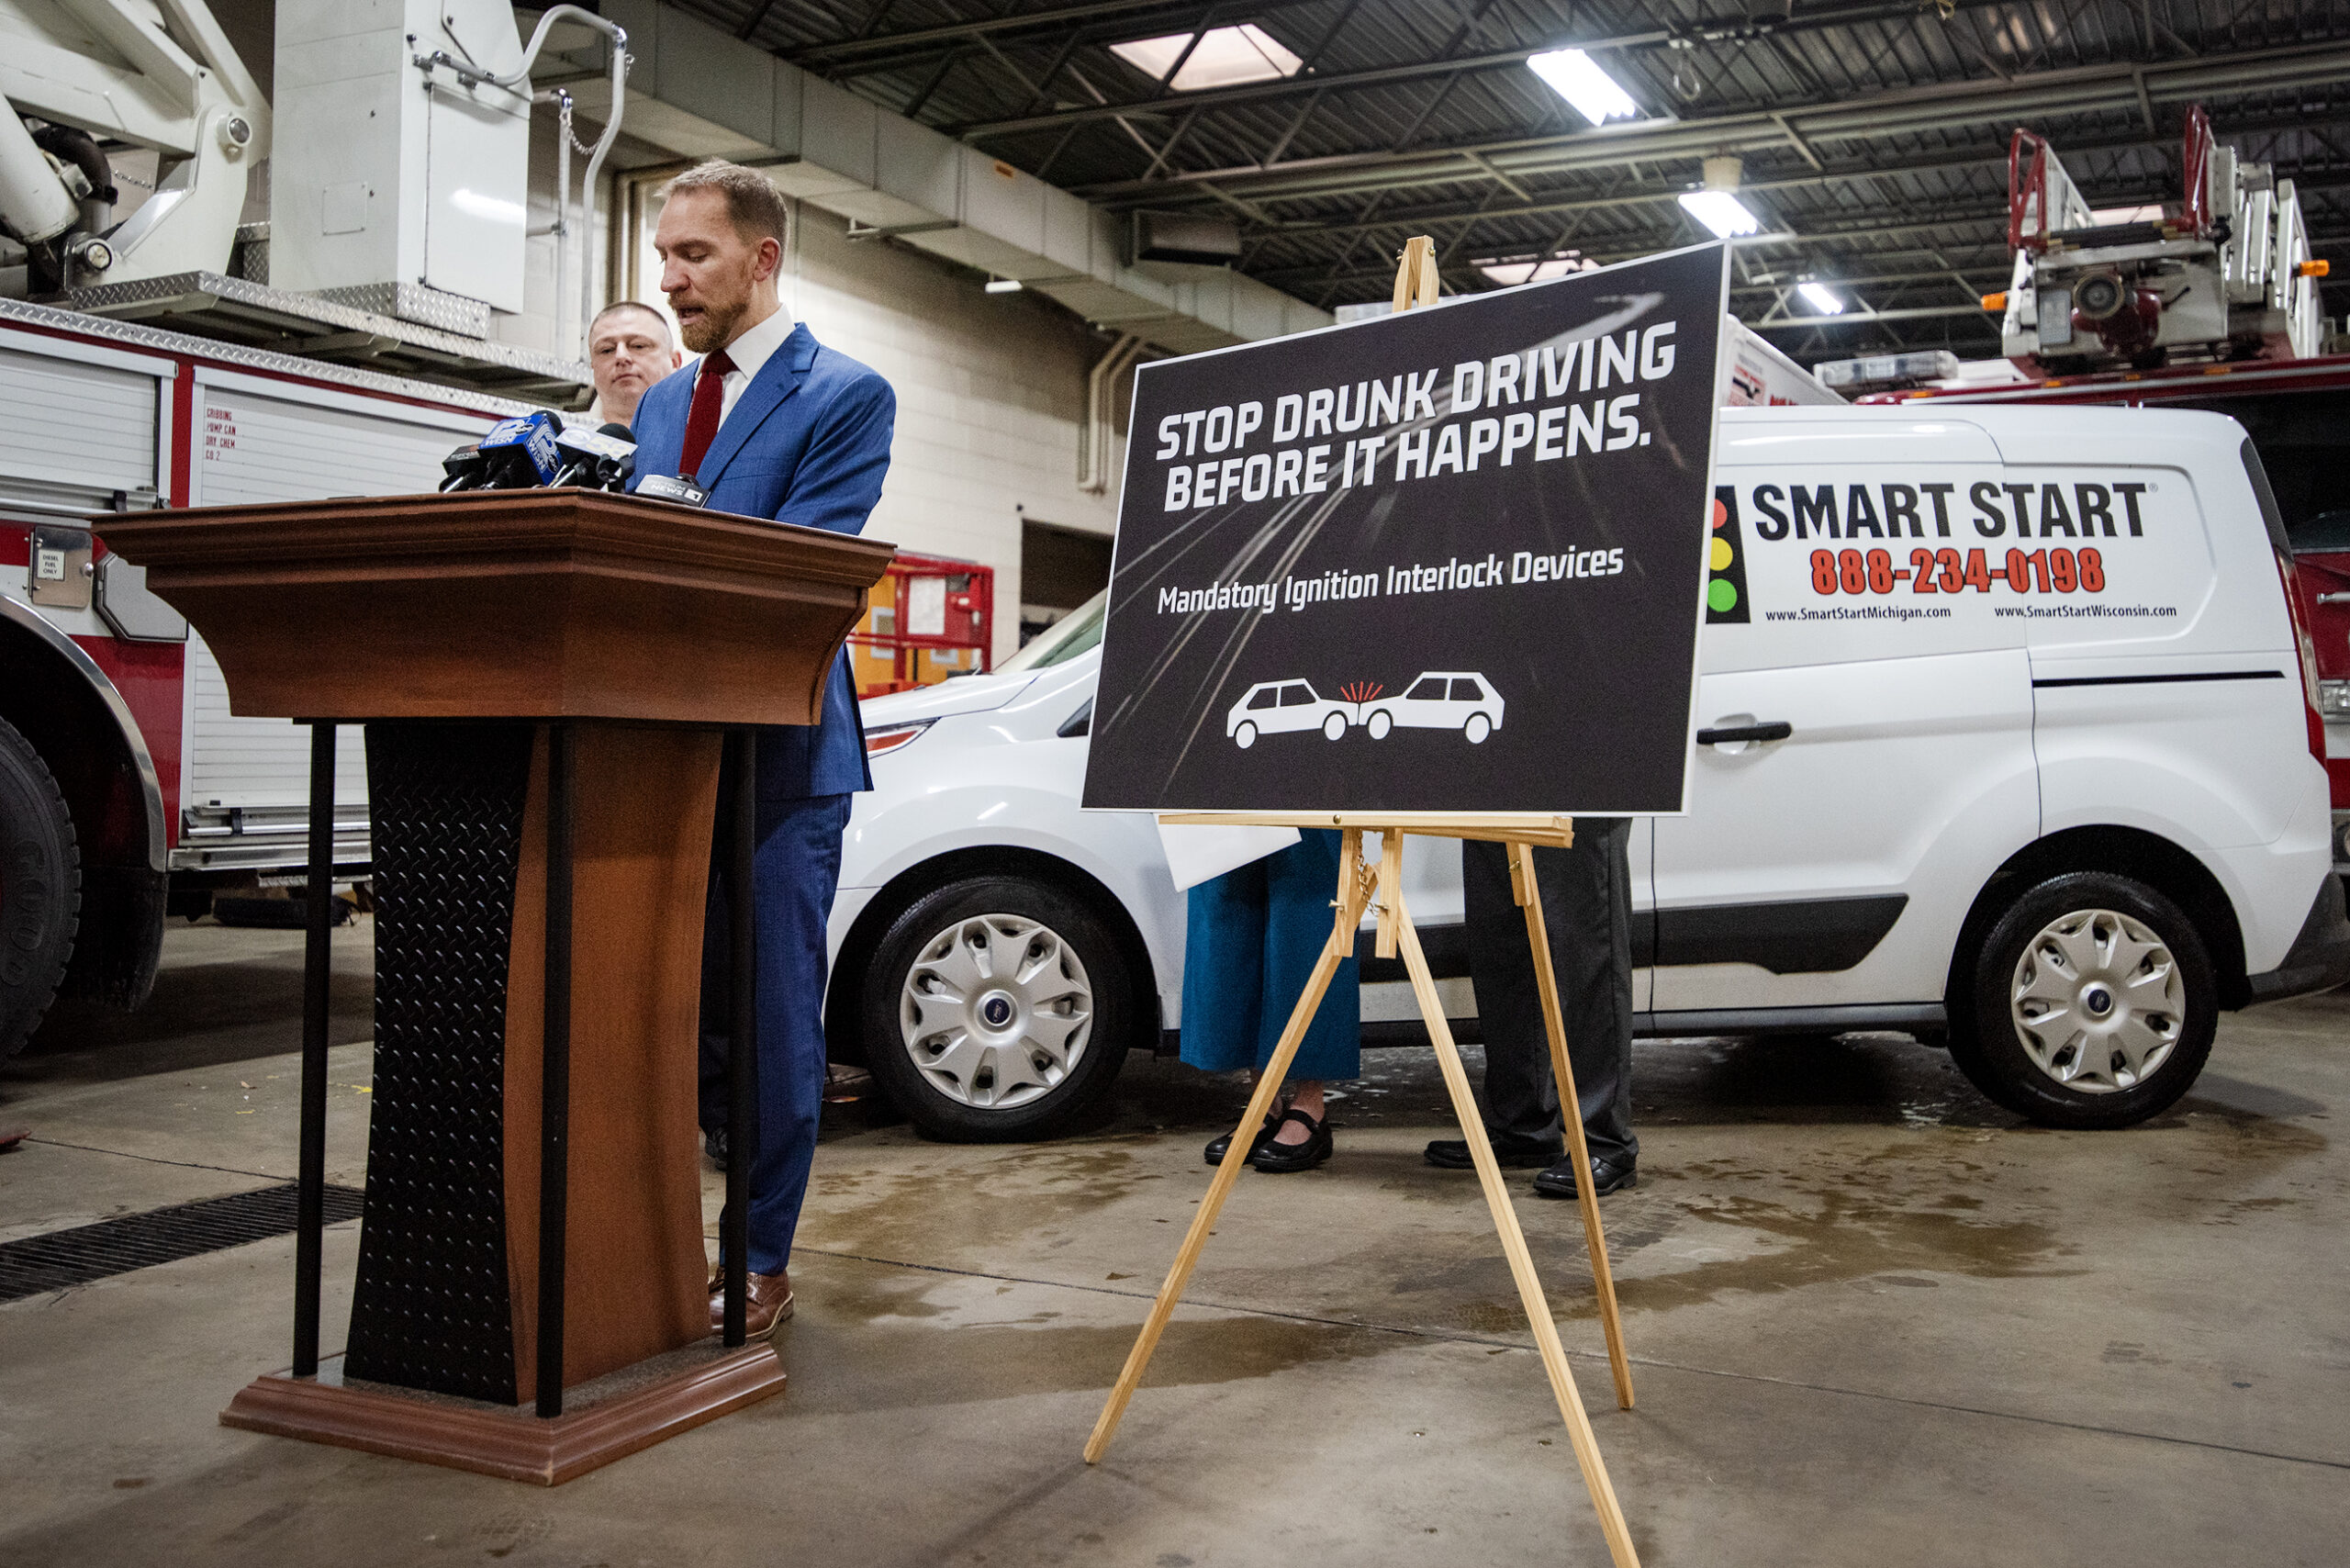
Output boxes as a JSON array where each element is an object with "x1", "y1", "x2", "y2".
[{"x1": 1338, "y1": 681, "x2": 1383, "y2": 704}]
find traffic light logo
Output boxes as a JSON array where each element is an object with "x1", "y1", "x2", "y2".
[{"x1": 1707, "y1": 487, "x2": 1750, "y2": 623}]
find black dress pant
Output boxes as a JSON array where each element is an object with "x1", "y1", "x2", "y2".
[{"x1": 1461, "y1": 820, "x2": 1639, "y2": 1166}]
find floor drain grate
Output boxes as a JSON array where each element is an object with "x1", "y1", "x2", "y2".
[{"x1": 0, "y1": 1182, "x2": 366, "y2": 1303}]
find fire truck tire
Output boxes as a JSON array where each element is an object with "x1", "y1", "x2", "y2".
[{"x1": 0, "y1": 715, "x2": 80, "y2": 1063}]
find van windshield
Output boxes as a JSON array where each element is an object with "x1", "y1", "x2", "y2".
[{"x1": 999, "y1": 589, "x2": 1105, "y2": 673}]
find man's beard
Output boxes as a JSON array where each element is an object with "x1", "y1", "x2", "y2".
[{"x1": 676, "y1": 295, "x2": 744, "y2": 354}]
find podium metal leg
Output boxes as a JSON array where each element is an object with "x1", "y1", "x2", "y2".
[
  {"x1": 294, "y1": 722, "x2": 335, "y2": 1379},
  {"x1": 536, "y1": 722, "x2": 576, "y2": 1417},
  {"x1": 722, "y1": 731, "x2": 758, "y2": 1348}
]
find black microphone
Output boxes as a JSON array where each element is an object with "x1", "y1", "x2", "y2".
[
  {"x1": 596, "y1": 424, "x2": 635, "y2": 492},
  {"x1": 438, "y1": 443, "x2": 487, "y2": 491},
  {"x1": 637, "y1": 473, "x2": 710, "y2": 507}
]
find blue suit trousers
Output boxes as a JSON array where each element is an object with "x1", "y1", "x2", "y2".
[{"x1": 698, "y1": 790, "x2": 851, "y2": 1277}]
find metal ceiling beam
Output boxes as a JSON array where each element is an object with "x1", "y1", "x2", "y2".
[
  {"x1": 1254, "y1": 200, "x2": 2350, "y2": 292},
  {"x1": 1069, "y1": 41, "x2": 2350, "y2": 207},
  {"x1": 940, "y1": 0, "x2": 2026, "y2": 137}
]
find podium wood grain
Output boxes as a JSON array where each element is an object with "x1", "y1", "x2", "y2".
[
  {"x1": 504, "y1": 723, "x2": 722, "y2": 1394},
  {"x1": 99, "y1": 487, "x2": 891, "y2": 725}
]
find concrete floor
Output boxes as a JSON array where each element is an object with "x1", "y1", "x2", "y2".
[{"x1": 2, "y1": 919, "x2": 2344, "y2": 1567}]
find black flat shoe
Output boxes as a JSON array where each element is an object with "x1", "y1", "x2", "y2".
[
  {"x1": 1204, "y1": 1113, "x2": 1279, "y2": 1167},
  {"x1": 1532, "y1": 1153, "x2": 1637, "y2": 1199},
  {"x1": 1425, "y1": 1132, "x2": 1562, "y2": 1170},
  {"x1": 1249, "y1": 1107, "x2": 1333, "y2": 1173}
]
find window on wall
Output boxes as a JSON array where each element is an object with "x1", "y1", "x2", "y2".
[
  {"x1": 1020, "y1": 517, "x2": 1114, "y2": 645},
  {"x1": 613, "y1": 166, "x2": 691, "y2": 343}
]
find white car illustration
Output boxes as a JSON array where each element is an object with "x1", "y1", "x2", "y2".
[
  {"x1": 1361, "y1": 671, "x2": 1505, "y2": 744},
  {"x1": 1226, "y1": 678, "x2": 1355, "y2": 748}
]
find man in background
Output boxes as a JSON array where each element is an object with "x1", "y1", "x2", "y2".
[
  {"x1": 1427, "y1": 823, "x2": 1640, "y2": 1198},
  {"x1": 629, "y1": 161, "x2": 894, "y2": 1341},
  {"x1": 588, "y1": 300, "x2": 682, "y2": 429}
]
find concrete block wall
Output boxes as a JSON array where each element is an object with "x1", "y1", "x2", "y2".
[{"x1": 782, "y1": 206, "x2": 1123, "y2": 667}]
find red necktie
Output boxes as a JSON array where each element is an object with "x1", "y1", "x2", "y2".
[{"x1": 678, "y1": 348, "x2": 736, "y2": 480}]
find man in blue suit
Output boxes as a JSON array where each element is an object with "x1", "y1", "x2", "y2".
[{"x1": 630, "y1": 161, "x2": 895, "y2": 1338}]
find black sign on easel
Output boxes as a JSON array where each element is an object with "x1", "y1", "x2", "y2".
[{"x1": 1085, "y1": 242, "x2": 1730, "y2": 816}]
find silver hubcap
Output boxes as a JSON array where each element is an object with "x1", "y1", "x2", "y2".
[
  {"x1": 2009, "y1": 907, "x2": 2182, "y2": 1094},
  {"x1": 901, "y1": 913, "x2": 1094, "y2": 1110}
]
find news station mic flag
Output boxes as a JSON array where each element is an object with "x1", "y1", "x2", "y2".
[{"x1": 1083, "y1": 242, "x2": 1731, "y2": 816}]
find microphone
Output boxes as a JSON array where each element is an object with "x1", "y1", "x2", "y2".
[
  {"x1": 636, "y1": 473, "x2": 709, "y2": 507},
  {"x1": 548, "y1": 423, "x2": 637, "y2": 488},
  {"x1": 437, "y1": 442, "x2": 487, "y2": 491},
  {"x1": 475, "y1": 411, "x2": 565, "y2": 489}
]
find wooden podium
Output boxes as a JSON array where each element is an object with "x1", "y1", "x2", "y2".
[{"x1": 102, "y1": 489, "x2": 894, "y2": 1483}]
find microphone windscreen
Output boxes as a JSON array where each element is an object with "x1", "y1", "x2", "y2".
[{"x1": 477, "y1": 411, "x2": 564, "y2": 486}]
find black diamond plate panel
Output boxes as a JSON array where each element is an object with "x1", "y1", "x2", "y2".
[{"x1": 343, "y1": 722, "x2": 532, "y2": 1404}]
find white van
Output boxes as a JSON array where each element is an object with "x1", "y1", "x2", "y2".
[{"x1": 830, "y1": 405, "x2": 2349, "y2": 1139}]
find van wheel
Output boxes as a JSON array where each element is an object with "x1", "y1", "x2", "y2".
[
  {"x1": 1367, "y1": 710, "x2": 1393, "y2": 740},
  {"x1": 859, "y1": 875, "x2": 1133, "y2": 1141},
  {"x1": 1235, "y1": 721, "x2": 1257, "y2": 749},
  {"x1": 1465, "y1": 713, "x2": 1492, "y2": 745},
  {"x1": 1949, "y1": 872, "x2": 2215, "y2": 1129},
  {"x1": 0, "y1": 716, "x2": 80, "y2": 1063}
]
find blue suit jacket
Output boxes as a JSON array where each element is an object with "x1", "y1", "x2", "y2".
[{"x1": 631, "y1": 321, "x2": 894, "y2": 799}]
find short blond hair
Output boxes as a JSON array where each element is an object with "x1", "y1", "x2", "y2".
[
  {"x1": 588, "y1": 300, "x2": 671, "y2": 343},
  {"x1": 661, "y1": 161, "x2": 790, "y2": 248}
]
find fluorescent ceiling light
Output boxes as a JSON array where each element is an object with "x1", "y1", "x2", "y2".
[
  {"x1": 2089, "y1": 203, "x2": 2165, "y2": 225},
  {"x1": 1476, "y1": 255, "x2": 1597, "y2": 287},
  {"x1": 984, "y1": 278, "x2": 1023, "y2": 294},
  {"x1": 1527, "y1": 49, "x2": 1641, "y2": 126},
  {"x1": 1677, "y1": 189, "x2": 1761, "y2": 238},
  {"x1": 1796, "y1": 282, "x2": 1845, "y2": 315},
  {"x1": 1111, "y1": 24, "x2": 1303, "y2": 92}
]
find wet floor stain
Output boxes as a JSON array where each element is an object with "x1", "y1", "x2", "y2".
[
  {"x1": 799, "y1": 1143, "x2": 1155, "y2": 1260},
  {"x1": 778, "y1": 1262, "x2": 1398, "y2": 1416}
]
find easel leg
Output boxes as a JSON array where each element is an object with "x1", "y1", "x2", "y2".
[
  {"x1": 1509, "y1": 841, "x2": 1636, "y2": 1410},
  {"x1": 1084, "y1": 830, "x2": 1371, "y2": 1465},
  {"x1": 1393, "y1": 876, "x2": 1641, "y2": 1568}
]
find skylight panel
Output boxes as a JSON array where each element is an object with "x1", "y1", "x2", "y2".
[{"x1": 1111, "y1": 25, "x2": 1304, "y2": 92}]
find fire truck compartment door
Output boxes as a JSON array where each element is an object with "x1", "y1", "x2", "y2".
[{"x1": 0, "y1": 334, "x2": 164, "y2": 520}]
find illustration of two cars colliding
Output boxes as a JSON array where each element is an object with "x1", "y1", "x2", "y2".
[{"x1": 1225, "y1": 673, "x2": 1506, "y2": 749}]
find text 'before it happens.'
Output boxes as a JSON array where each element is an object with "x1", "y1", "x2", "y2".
[
  {"x1": 1154, "y1": 323, "x2": 1684, "y2": 512},
  {"x1": 1158, "y1": 546, "x2": 1630, "y2": 618}
]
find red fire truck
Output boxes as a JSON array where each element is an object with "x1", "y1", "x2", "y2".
[{"x1": 0, "y1": 297, "x2": 553, "y2": 1059}]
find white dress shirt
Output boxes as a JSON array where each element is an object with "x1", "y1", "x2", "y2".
[{"x1": 707, "y1": 303, "x2": 796, "y2": 427}]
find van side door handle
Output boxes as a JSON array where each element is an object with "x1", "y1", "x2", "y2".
[{"x1": 1695, "y1": 721, "x2": 1793, "y2": 745}]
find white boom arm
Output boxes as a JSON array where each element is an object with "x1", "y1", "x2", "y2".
[{"x1": 0, "y1": 0, "x2": 267, "y2": 284}]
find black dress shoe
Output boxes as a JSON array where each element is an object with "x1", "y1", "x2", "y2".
[
  {"x1": 1532, "y1": 1153, "x2": 1637, "y2": 1199},
  {"x1": 703, "y1": 1126, "x2": 728, "y2": 1170},
  {"x1": 1203, "y1": 1113, "x2": 1279, "y2": 1167},
  {"x1": 1249, "y1": 1107, "x2": 1333, "y2": 1173},
  {"x1": 1425, "y1": 1132, "x2": 1563, "y2": 1170}
]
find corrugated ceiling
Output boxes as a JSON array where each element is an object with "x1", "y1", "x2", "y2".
[{"x1": 662, "y1": 0, "x2": 2350, "y2": 362}]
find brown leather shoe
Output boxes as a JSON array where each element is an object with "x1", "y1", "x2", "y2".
[{"x1": 708, "y1": 1269, "x2": 794, "y2": 1339}]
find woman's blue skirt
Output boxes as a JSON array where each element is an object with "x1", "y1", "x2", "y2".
[{"x1": 1178, "y1": 828, "x2": 1360, "y2": 1081}]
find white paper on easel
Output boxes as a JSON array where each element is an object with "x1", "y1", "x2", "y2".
[{"x1": 1156, "y1": 819, "x2": 1300, "y2": 891}]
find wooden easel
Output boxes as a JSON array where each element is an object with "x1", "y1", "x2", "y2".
[{"x1": 1081, "y1": 241, "x2": 1643, "y2": 1568}]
